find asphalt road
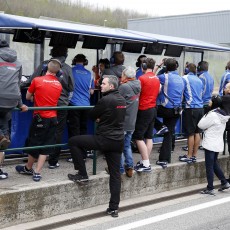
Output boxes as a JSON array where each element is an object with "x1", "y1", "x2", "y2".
[{"x1": 54, "y1": 189, "x2": 230, "y2": 230}]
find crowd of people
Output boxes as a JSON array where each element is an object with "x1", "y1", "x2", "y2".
[{"x1": 1, "y1": 39, "x2": 230, "y2": 217}]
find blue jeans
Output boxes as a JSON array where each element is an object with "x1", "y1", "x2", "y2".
[
  {"x1": 204, "y1": 149, "x2": 227, "y2": 190},
  {"x1": 120, "y1": 131, "x2": 133, "y2": 173}
]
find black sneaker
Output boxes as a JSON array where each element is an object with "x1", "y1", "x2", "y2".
[
  {"x1": 191, "y1": 156, "x2": 197, "y2": 163},
  {"x1": 179, "y1": 155, "x2": 193, "y2": 164},
  {"x1": 201, "y1": 189, "x2": 215, "y2": 196},
  {"x1": 182, "y1": 146, "x2": 188, "y2": 151},
  {"x1": 15, "y1": 165, "x2": 34, "y2": 175},
  {"x1": 106, "y1": 208, "x2": 118, "y2": 217},
  {"x1": 33, "y1": 173, "x2": 42, "y2": 182},
  {"x1": 86, "y1": 150, "x2": 94, "y2": 159},
  {"x1": 0, "y1": 169, "x2": 8, "y2": 179},
  {"x1": 155, "y1": 126, "x2": 169, "y2": 136},
  {"x1": 48, "y1": 163, "x2": 60, "y2": 169},
  {"x1": 219, "y1": 182, "x2": 230, "y2": 191},
  {"x1": 68, "y1": 173, "x2": 89, "y2": 182},
  {"x1": 134, "y1": 163, "x2": 151, "y2": 172},
  {"x1": 156, "y1": 160, "x2": 167, "y2": 169}
]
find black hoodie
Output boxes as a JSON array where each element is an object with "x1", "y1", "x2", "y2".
[
  {"x1": 222, "y1": 95, "x2": 230, "y2": 130},
  {"x1": 89, "y1": 89, "x2": 126, "y2": 141}
]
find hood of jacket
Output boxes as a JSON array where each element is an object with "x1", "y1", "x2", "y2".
[
  {"x1": 127, "y1": 79, "x2": 141, "y2": 95},
  {"x1": 103, "y1": 65, "x2": 125, "y2": 78},
  {"x1": 215, "y1": 108, "x2": 230, "y2": 124},
  {"x1": 0, "y1": 47, "x2": 17, "y2": 62}
]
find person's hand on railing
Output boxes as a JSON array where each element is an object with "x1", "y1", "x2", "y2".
[{"x1": 19, "y1": 104, "x2": 29, "y2": 112}]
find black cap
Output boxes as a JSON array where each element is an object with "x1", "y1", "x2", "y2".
[{"x1": 0, "y1": 40, "x2": 9, "y2": 48}]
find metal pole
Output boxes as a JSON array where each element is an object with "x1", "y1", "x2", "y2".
[{"x1": 34, "y1": 42, "x2": 45, "y2": 70}]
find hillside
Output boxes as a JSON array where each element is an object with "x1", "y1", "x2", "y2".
[{"x1": 0, "y1": 0, "x2": 151, "y2": 28}]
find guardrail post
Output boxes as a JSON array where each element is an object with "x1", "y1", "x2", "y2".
[
  {"x1": 223, "y1": 130, "x2": 226, "y2": 155},
  {"x1": 93, "y1": 150, "x2": 97, "y2": 175}
]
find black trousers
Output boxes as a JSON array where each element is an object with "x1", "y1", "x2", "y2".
[
  {"x1": 69, "y1": 135, "x2": 123, "y2": 210},
  {"x1": 154, "y1": 117, "x2": 176, "y2": 151},
  {"x1": 48, "y1": 110, "x2": 68, "y2": 165},
  {"x1": 157, "y1": 106, "x2": 179, "y2": 162},
  {"x1": 67, "y1": 109, "x2": 89, "y2": 138},
  {"x1": 227, "y1": 130, "x2": 230, "y2": 154}
]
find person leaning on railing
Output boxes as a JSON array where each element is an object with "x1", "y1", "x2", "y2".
[
  {"x1": 0, "y1": 39, "x2": 28, "y2": 179},
  {"x1": 15, "y1": 59, "x2": 62, "y2": 182}
]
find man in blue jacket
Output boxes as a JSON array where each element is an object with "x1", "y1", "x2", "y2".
[
  {"x1": 156, "y1": 58, "x2": 185, "y2": 167},
  {"x1": 197, "y1": 61, "x2": 214, "y2": 113},
  {"x1": 218, "y1": 61, "x2": 230, "y2": 96},
  {"x1": 179, "y1": 63, "x2": 204, "y2": 163},
  {"x1": 67, "y1": 54, "x2": 94, "y2": 139}
]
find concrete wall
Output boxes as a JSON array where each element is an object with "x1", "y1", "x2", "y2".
[{"x1": 0, "y1": 157, "x2": 229, "y2": 228}]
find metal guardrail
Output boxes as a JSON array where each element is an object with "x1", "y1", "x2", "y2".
[
  {"x1": 4, "y1": 106, "x2": 229, "y2": 174},
  {"x1": 5, "y1": 106, "x2": 98, "y2": 175}
]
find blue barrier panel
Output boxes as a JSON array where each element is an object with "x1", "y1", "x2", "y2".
[
  {"x1": 8, "y1": 89, "x2": 33, "y2": 154},
  {"x1": 7, "y1": 89, "x2": 96, "y2": 155}
]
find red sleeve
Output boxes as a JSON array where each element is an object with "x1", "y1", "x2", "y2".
[{"x1": 28, "y1": 78, "x2": 36, "y2": 94}]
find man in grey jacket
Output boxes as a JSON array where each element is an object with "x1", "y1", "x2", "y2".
[
  {"x1": 25, "y1": 46, "x2": 74, "y2": 169},
  {"x1": 0, "y1": 40, "x2": 28, "y2": 179},
  {"x1": 118, "y1": 66, "x2": 141, "y2": 177}
]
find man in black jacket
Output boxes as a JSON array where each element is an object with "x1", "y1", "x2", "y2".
[{"x1": 68, "y1": 75, "x2": 126, "y2": 218}]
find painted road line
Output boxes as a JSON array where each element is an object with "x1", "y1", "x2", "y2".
[{"x1": 108, "y1": 196, "x2": 230, "y2": 230}]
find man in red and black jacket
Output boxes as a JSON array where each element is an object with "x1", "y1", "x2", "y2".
[{"x1": 68, "y1": 75, "x2": 126, "y2": 218}]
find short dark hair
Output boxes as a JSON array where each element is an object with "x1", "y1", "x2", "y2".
[
  {"x1": 142, "y1": 58, "x2": 155, "y2": 70},
  {"x1": 72, "y1": 54, "x2": 87, "y2": 65},
  {"x1": 99, "y1": 58, "x2": 110, "y2": 69},
  {"x1": 112, "y1": 51, "x2": 125, "y2": 65},
  {"x1": 165, "y1": 58, "x2": 177, "y2": 71},
  {"x1": 188, "y1": 63, "x2": 196, "y2": 74},
  {"x1": 136, "y1": 55, "x2": 146, "y2": 67},
  {"x1": 198, "y1": 61, "x2": 209, "y2": 71},
  {"x1": 50, "y1": 46, "x2": 68, "y2": 57}
]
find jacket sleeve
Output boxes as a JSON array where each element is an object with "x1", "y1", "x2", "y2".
[
  {"x1": 17, "y1": 66, "x2": 23, "y2": 108},
  {"x1": 68, "y1": 69, "x2": 74, "y2": 92},
  {"x1": 198, "y1": 112, "x2": 216, "y2": 130}
]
